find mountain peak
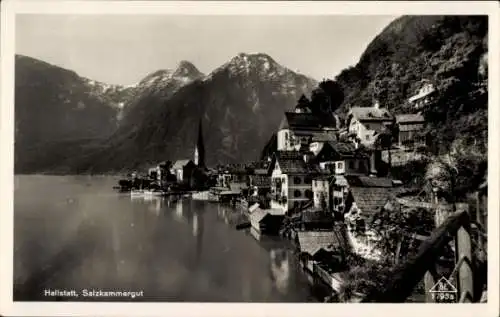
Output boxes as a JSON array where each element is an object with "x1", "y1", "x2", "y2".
[
  {"x1": 174, "y1": 60, "x2": 203, "y2": 78},
  {"x1": 231, "y1": 52, "x2": 276, "y2": 64},
  {"x1": 215, "y1": 52, "x2": 282, "y2": 77}
]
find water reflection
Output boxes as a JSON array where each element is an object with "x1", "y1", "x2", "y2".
[
  {"x1": 192, "y1": 213, "x2": 199, "y2": 237},
  {"x1": 270, "y1": 248, "x2": 290, "y2": 294},
  {"x1": 15, "y1": 176, "x2": 322, "y2": 302},
  {"x1": 174, "y1": 199, "x2": 186, "y2": 222},
  {"x1": 144, "y1": 196, "x2": 162, "y2": 216},
  {"x1": 192, "y1": 209, "x2": 204, "y2": 267}
]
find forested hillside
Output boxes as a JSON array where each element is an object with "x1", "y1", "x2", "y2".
[
  {"x1": 335, "y1": 16, "x2": 487, "y2": 153},
  {"x1": 334, "y1": 15, "x2": 488, "y2": 193}
]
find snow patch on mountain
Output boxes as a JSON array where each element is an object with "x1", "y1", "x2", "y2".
[
  {"x1": 135, "y1": 61, "x2": 204, "y2": 95},
  {"x1": 204, "y1": 52, "x2": 317, "y2": 95}
]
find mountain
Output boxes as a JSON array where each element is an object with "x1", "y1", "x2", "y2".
[
  {"x1": 333, "y1": 15, "x2": 488, "y2": 192},
  {"x1": 14, "y1": 55, "x2": 137, "y2": 173},
  {"x1": 117, "y1": 60, "x2": 204, "y2": 129},
  {"x1": 14, "y1": 55, "x2": 209, "y2": 173},
  {"x1": 60, "y1": 53, "x2": 317, "y2": 173}
]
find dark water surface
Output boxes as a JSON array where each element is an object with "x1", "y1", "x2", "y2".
[{"x1": 14, "y1": 175, "x2": 326, "y2": 302}]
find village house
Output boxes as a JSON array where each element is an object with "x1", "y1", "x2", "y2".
[
  {"x1": 216, "y1": 167, "x2": 232, "y2": 188},
  {"x1": 268, "y1": 151, "x2": 321, "y2": 213},
  {"x1": 276, "y1": 109, "x2": 339, "y2": 152},
  {"x1": 299, "y1": 207, "x2": 336, "y2": 231},
  {"x1": 248, "y1": 163, "x2": 272, "y2": 196},
  {"x1": 295, "y1": 231, "x2": 348, "y2": 293},
  {"x1": 408, "y1": 80, "x2": 437, "y2": 110},
  {"x1": 312, "y1": 174, "x2": 331, "y2": 211},
  {"x1": 308, "y1": 141, "x2": 377, "y2": 219},
  {"x1": 227, "y1": 165, "x2": 249, "y2": 193},
  {"x1": 312, "y1": 141, "x2": 371, "y2": 175},
  {"x1": 171, "y1": 159, "x2": 196, "y2": 184},
  {"x1": 346, "y1": 101, "x2": 394, "y2": 147},
  {"x1": 342, "y1": 175, "x2": 403, "y2": 261},
  {"x1": 395, "y1": 113, "x2": 426, "y2": 150}
]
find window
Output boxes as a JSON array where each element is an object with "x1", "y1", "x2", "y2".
[
  {"x1": 366, "y1": 135, "x2": 370, "y2": 140},
  {"x1": 359, "y1": 161, "x2": 367, "y2": 173},
  {"x1": 305, "y1": 189, "x2": 313, "y2": 199},
  {"x1": 294, "y1": 190, "x2": 302, "y2": 198},
  {"x1": 348, "y1": 160, "x2": 355, "y2": 169},
  {"x1": 304, "y1": 176, "x2": 312, "y2": 184},
  {"x1": 336, "y1": 161, "x2": 344, "y2": 169},
  {"x1": 293, "y1": 176, "x2": 302, "y2": 184}
]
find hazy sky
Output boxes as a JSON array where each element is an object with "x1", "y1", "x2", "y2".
[{"x1": 16, "y1": 14, "x2": 397, "y2": 86}]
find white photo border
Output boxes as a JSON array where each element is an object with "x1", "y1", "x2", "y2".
[{"x1": 1, "y1": 1, "x2": 498, "y2": 317}]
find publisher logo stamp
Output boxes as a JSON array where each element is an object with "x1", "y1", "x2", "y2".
[{"x1": 428, "y1": 277, "x2": 458, "y2": 303}]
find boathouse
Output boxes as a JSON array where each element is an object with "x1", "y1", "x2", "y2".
[
  {"x1": 296, "y1": 231, "x2": 347, "y2": 274},
  {"x1": 249, "y1": 208, "x2": 285, "y2": 235}
]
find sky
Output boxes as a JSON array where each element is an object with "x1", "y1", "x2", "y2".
[{"x1": 16, "y1": 14, "x2": 397, "y2": 86}]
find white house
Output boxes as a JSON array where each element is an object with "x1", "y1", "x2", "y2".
[
  {"x1": 347, "y1": 101, "x2": 394, "y2": 147},
  {"x1": 408, "y1": 81, "x2": 436, "y2": 110},
  {"x1": 277, "y1": 110, "x2": 339, "y2": 152},
  {"x1": 269, "y1": 151, "x2": 320, "y2": 213},
  {"x1": 312, "y1": 176, "x2": 331, "y2": 210},
  {"x1": 171, "y1": 159, "x2": 196, "y2": 183}
]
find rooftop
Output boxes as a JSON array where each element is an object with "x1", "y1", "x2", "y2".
[
  {"x1": 311, "y1": 131, "x2": 337, "y2": 142},
  {"x1": 408, "y1": 83, "x2": 436, "y2": 103},
  {"x1": 272, "y1": 151, "x2": 321, "y2": 174},
  {"x1": 280, "y1": 112, "x2": 338, "y2": 130},
  {"x1": 345, "y1": 175, "x2": 394, "y2": 188},
  {"x1": 297, "y1": 231, "x2": 347, "y2": 256},
  {"x1": 301, "y1": 210, "x2": 335, "y2": 224},
  {"x1": 396, "y1": 113, "x2": 425, "y2": 124},
  {"x1": 249, "y1": 208, "x2": 284, "y2": 225},
  {"x1": 349, "y1": 106, "x2": 394, "y2": 122},
  {"x1": 326, "y1": 141, "x2": 370, "y2": 158},
  {"x1": 249, "y1": 208, "x2": 268, "y2": 225},
  {"x1": 250, "y1": 174, "x2": 271, "y2": 187},
  {"x1": 172, "y1": 159, "x2": 194, "y2": 169},
  {"x1": 349, "y1": 187, "x2": 394, "y2": 216}
]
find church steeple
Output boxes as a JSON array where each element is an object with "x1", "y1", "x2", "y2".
[{"x1": 194, "y1": 118, "x2": 205, "y2": 168}]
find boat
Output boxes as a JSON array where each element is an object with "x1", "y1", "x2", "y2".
[
  {"x1": 130, "y1": 189, "x2": 145, "y2": 197},
  {"x1": 236, "y1": 222, "x2": 251, "y2": 230},
  {"x1": 192, "y1": 191, "x2": 210, "y2": 200},
  {"x1": 144, "y1": 190, "x2": 167, "y2": 197}
]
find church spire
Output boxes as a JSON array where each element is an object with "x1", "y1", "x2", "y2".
[{"x1": 194, "y1": 118, "x2": 205, "y2": 168}]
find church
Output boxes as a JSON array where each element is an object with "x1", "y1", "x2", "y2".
[{"x1": 170, "y1": 119, "x2": 207, "y2": 188}]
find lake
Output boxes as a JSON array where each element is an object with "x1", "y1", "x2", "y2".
[{"x1": 13, "y1": 175, "x2": 329, "y2": 302}]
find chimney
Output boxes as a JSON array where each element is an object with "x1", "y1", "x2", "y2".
[
  {"x1": 369, "y1": 151, "x2": 377, "y2": 177},
  {"x1": 354, "y1": 139, "x2": 359, "y2": 149}
]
